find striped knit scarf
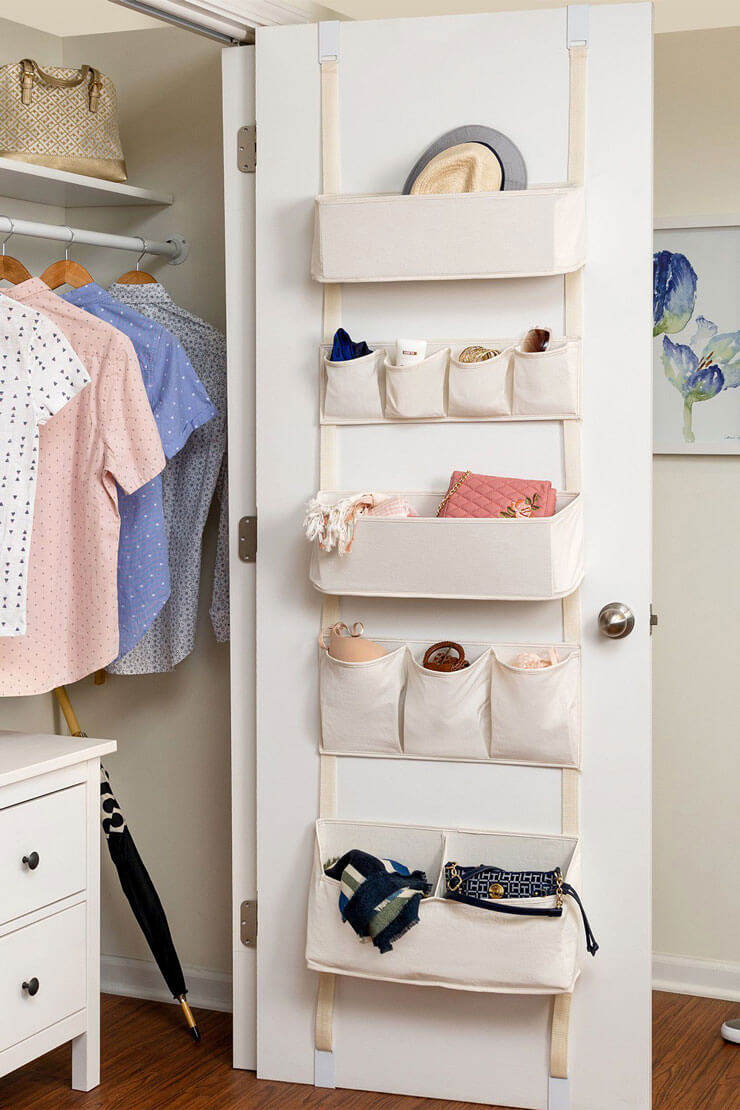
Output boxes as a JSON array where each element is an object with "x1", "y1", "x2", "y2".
[{"x1": 325, "y1": 849, "x2": 431, "y2": 954}]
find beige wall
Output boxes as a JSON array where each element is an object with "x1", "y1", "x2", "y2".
[
  {"x1": 653, "y1": 27, "x2": 740, "y2": 967},
  {"x1": 0, "y1": 21, "x2": 232, "y2": 975},
  {"x1": 0, "y1": 4, "x2": 158, "y2": 35}
]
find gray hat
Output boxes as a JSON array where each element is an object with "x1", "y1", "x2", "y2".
[{"x1": 403, "y1": 124, "x2": 527, "y2": 195}]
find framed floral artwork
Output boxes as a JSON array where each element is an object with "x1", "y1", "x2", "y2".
[{"x1": 654, "y1": 218, "x2": 740, "y2": 453}]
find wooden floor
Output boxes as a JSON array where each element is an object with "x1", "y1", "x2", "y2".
[{"x1": 2, "y1": 991, "x2": 739, "y2": 1108}]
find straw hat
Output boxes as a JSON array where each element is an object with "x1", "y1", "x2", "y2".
[
  {"x1": 403, "y1": 124, "x2": 527, "y2": 195},
  {"x1": 410, "y1": 142, "x2": 504, "y2": 195}
]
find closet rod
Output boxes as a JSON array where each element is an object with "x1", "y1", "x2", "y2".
[{"x1": 0, "y1": 216, "x2": 189, "y2": 265}]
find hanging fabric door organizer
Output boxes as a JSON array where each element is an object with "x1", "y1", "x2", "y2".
[{"x1": 308, "y1": 15, "x2": 590, "y2": 1109}]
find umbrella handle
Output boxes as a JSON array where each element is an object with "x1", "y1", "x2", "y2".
[
  {"x1": 178, "y1": 995, "x2": 201, "y2": 1042},
  {"x1": 53, "y1": 686, "x2": 86, "y2": 738}
]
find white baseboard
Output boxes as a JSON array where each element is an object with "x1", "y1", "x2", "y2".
[
  {"x1": 101, "y1": 953, "x2": 233, "y2": 1013},
  {"x1": 653, "y1": 953, "x2": 740, "y2": 1003},
  {"x1": 103, "y1": 951, "x2": 739, "y2": 1015}
]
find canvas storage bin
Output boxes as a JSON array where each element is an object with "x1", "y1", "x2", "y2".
[
  {"x1": 318, "y1": 637, "x2": 581, "y2": 766},
  {"x1": 512, "y1": 338, "x2": 581, "y2": 417},
  {"x1": 491, "y1": 647, "x2": 581, "y2": 767},
  {"x1": 447, "y1": 347, "x2": 512, "y2": 418},
  {"x1": 384, "y1": 348, "x2": 448, "y2": 420},
  {"x1": 403, "y1": 650, "x2": 491, "y2": 759},
  {"x1": 323, "y1": 348, "x2": 385, "y2": 421},
  {"x1": 319, "y1": 644, "x2": 406, "y2": 754},
  {"x1": 306, "y1": 819, "x2": 585, "y2": 993},
  {"x1": 311, "y1": 187, "x2": 586, "y2": 283},
  {"x1": 309, "y1": 491, "x2": 584, "y2": 600}
]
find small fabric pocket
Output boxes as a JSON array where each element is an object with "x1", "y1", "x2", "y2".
[
  {"x1": 319, "y1": 644, "x2": 406, "y2": 753},
  {"x1": 448, "y1": 347, "x2": 512, "y2": 417},
  {"x1": 383, "y1": 347, "x2": 449, "y2": 420},
  {"x1": 324, "y1": 348, "x2": 385, "y2": 420},
  {"x1": 491, "y1": 648, "x2": 580, "y2": 766},
  {"x1": 512, "y1": 338, "x2": 581, "y2": 417},
  {"x1": 403, "y1": 650, "x2": 491, "y2": 759}
]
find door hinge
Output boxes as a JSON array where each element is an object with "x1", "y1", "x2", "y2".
[
  {"x1": 239, "y1": 515, "x2": 257, "y2": 562},
  {"x1": 650, "y1": 604, "x2": 658, "y2": 635},
  {"x1": 240, "y1": 900, "x2": 257, "y2": 947},
  {"x1": 237, "y1": 125, "x2": 256, "y2": 173}
]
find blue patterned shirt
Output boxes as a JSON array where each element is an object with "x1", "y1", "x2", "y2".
[{"x1": 64, "y1": 283, "x2": 216, "y2": 657}]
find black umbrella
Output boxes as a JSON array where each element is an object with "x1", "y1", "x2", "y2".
[{"x1": 53, "y1": 686, "x2": 200, "y2": 1041}]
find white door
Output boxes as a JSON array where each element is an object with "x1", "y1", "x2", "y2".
[
  {"x1": 222, "y1": 43, "x2": 257, "y2": 1070},
  {"x1": 254, "y1": 6, "x2": 652, "y2": 1109}
]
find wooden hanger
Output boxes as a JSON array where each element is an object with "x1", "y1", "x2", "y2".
[
  {"x1": 40, "y1": 229, "x2": 94, "y2": 290},
  {"x1": 117, "y1": 239, "x2": 157, "y2": 285},
  {"x1": 0, "y1": 220, "x2": 32, "y2": 285}
]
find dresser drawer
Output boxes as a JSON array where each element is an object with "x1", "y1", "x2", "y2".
[
  {"x1": 0, "y1": 785, "x2": 86, "y2": 925},
  {"x1": 0, "y1": 902, "x2": 86, "y2": 1053}
]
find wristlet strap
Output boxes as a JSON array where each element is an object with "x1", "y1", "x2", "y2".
[
  {"x1": 445, "y1": 890, "x2": 563, "y2": 918},
  {"x1": 562, "y1": 883, "x2": 599, "y2": 956}
]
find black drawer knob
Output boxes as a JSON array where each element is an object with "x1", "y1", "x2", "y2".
[
  {"x1": 22, "y1": 852, "x2": 40, "y2": 871},
  {"x1": 22, "y1": 978, "x2": 40, "y2": 997}
]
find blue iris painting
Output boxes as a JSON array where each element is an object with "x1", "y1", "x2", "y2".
[{"x1": 654, "y1": 249, "x2": 740, "y2": 443}]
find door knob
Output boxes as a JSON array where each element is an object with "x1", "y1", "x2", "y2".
[
  {"x1": 598, "y1": 602, "x2": 635, "y2": 639},
  {"x1": 22, "y1": 977, "x2": 40, "y2": 997},
  {"x1": 22, "y1": 852, "x2": 40, "y2": 870}
]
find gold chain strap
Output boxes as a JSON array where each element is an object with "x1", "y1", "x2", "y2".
[
  {"x1": 555, "y1": 868, "x2": 564, "y2": 909},
  {"x1": 436, "y1": 469, "x2": 472, "y2": 518}
]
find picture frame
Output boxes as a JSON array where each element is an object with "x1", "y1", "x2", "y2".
[{"x1": 653, "y1": 215, "x2": 740, "y2": 454}]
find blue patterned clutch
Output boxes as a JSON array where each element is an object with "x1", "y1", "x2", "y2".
[
  {"x1": 443, "y1": 861, "x2": 599, "y2": 956},
  {"x1": 444, "y1": 861, "x2": 562, "y2": 903}
]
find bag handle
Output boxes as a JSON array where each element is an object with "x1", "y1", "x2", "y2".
[
  {"x1": 436, "y1": 469, "x2": 471, "y2": 518},
  {"x1": 318, "y1": 621, "x2": 364, "y2": 651},
  {"x1": 423, "y1": 641, "x2": 467, "y2": 672},
  {"x1": 20, "y1": 59, "x2": 102, "y2": 111}
]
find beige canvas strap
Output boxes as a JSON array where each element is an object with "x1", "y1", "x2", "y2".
[
  {"x1": 568, "y1": 44, "x2": 587, "y2": 187},
  {"x1": 315, "y1": 971, "x2": 336, "y2": 1053},
  {"x1": 550, "y1": 991, "x2": 573, "y2": 1079},
  {"x1": 551, "y1": 36, "x2": 587, "y2": 1089},
  {"x1": 561, "y1": 768, "x2": 579, "y2": 837},
  {"x1": 315, "y1": 26, "x2": 342, "y2": 1066}
]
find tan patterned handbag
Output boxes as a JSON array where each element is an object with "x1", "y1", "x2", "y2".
[{"x1": 0, "y1": 59, "x2": 127, "y2": 183}]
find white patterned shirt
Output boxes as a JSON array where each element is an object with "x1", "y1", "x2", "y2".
[{"x1": 0, "y1": 298, "x2": 89, "y2": 636}]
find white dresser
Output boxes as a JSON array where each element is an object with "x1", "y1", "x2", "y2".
[{"x1": 0, "y1": 731, "x2": 116, "y2": 1091}]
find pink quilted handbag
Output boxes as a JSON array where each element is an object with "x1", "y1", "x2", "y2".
[{"x1": 436, "y1": 470, "x2": 557, "y2": 518}]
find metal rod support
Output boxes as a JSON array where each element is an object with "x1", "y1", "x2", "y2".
[{"x1": 0, "y1": 215, "x2": 189, "y2": 265}]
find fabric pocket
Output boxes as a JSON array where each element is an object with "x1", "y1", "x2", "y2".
[
  {"x1": 403, "y1": 649, "x2": 491, "y2": 759},
  {"x1": 490, "y1": 648, "x2": 580, "y2": 766},
  {"x1": 383, "y1": 347, "x2": 449, "y2": 420},
  {"x1": 447, "y1": 347, "x2": 512, "y2": 417},
  {"x1": 319, "y1": 644, "x2": 406, "y2": 754},
  {"x1": 323, "y1": 348, "x2": 385, "y2": 420},
  {"x1": 512, "y1": 338, "x2": 581, "y2": 417}
]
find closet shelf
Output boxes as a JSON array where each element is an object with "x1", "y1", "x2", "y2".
[
  {"x1": 311, "y1": 185, "x2": 585, "y2": 283},
  {"x1": 309, "y1": 491, "x2": 585, "y2": 601},
  {"x1": 307, "y1": 819, "x2": 585, "y2": 994},
  {"x1": 0, "y1": 157, "x2": 173, "y2": 209}
]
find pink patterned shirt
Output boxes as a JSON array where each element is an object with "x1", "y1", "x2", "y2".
[{"x1": 0, "y1": 280, "x2": 165, "y2": 694}]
